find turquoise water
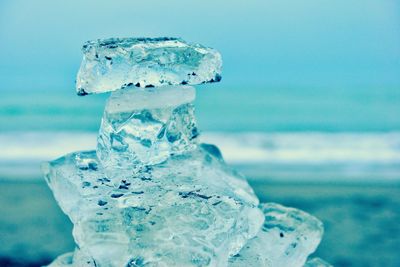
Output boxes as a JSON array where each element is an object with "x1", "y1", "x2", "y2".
[
  {"x1": 2, "y1": 86, "x2": 400, "y2": 182},
  {"x1": 1, "y1": 85, "x2": 400, "y2": 132}
]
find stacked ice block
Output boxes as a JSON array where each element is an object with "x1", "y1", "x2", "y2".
[{"x1": 43, "y1": 37, "x2": 331, "y2": 267}]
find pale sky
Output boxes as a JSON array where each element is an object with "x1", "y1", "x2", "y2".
[{"x1": 0, "y1": 0, "x2": 399, "y2": 90}]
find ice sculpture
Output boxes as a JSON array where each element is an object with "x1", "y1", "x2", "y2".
[{"x1": 43, "y1": 37, "x2": 331, "y2": 266}]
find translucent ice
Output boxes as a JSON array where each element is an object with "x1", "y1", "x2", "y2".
[
  {"x1": 303, "y1": 258, "x2": 333, "y2": 267},
  {"x1": 43, "y1": 147, "x2": 264, "y2": 267},
  {"x1": 46, "y1": 252, "x2": 74, "y2": 267},
  {"x1": 76, "y1": 37, "x2": 222, "y2": 95},
  {"x1": 44, "y1": 37, "x2": 328, "y2": 267},
  {"x1": 229, "y1": 203, "x2": 324, "y2": 267},
  {"x1": 97, "y1": 85, "x2": 198, "y2": 169},
  {"x1": 46, "y1": 249, "x2": 96, "y2": 267}
]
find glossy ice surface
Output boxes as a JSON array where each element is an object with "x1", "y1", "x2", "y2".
[
  {"x1": 76, "y1": 37, "x2": 222, "y2": 95},
  {"x1": 304, "y1": 258, "x2": 333, "y2": 267},
  {"x1": 97, "y1": 86, "x2": 198, "y2": 169},
  {"x1": 43, "y1": 147, "x2": 263, "y2": 267},
  {"x1": 229, "y1": 203, "x2": 324, "y2": 267},
  {"x1": 44, "y1": 37, "x2": 328, "y2": 267}
]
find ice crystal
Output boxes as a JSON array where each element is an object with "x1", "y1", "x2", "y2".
[
  {"x1": 76, "y1": 37, "x2": 222, "y2": 95},
  {"x1": 44, "y1": 37, "x2": 328, "y2": 267}
]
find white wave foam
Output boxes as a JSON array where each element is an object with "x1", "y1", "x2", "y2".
[
  {"x1": 202, "y1": 132, "x2": 400, "y2": 164},
  {"x1": 0, "y1": 132, "x2": 97, "y2": 161},
  {"x1": 1, "y1": 131, "x2": 400, "y2": 181}
]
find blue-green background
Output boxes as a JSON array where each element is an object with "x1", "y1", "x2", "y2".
[
  {"x1": 1, "y1": 1, "x2": 400, "y2": 267},
  {"x1": 1, "y1": 0, "x2": 399, "y2": 134}
]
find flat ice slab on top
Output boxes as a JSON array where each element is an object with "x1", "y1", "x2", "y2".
[{"x1": 76, "y1": 37, "x2": 222, "y2": 95}]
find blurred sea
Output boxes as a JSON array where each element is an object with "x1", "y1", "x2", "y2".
[
  {"x1": 1, "y1": 85, "x2": 400, "y2": 182},
  {"x1": 2, "y1": 85, "x2": 400, "y2": 132}
]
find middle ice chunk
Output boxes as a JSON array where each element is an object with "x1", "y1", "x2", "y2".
[{"x1": 97, "y1": 85, "x2": 198, "y2": 169}]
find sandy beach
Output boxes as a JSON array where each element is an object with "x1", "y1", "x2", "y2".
[{"x1": 0, "y1": 179, "x2": 398, "y2": 267}]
